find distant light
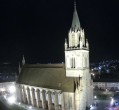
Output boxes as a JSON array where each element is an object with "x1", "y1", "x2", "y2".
[
  {"x1": 4, "y1": 95, "x2": 7, "y2": 99},
  {"x1": 90, "y1": 105, "x2": 92, "y2": 108},
  {"x1": 29, "y1": 106, "x2": 32, "y2": 109},
  {"x1": 91, "y1": 73, "x2": 95, "y2": 76},
  {"x1": 110, "y1": 98, "x2": 114, "y2": 105},
  {"x1": 1, "y1": 88, "x2": 5, "y2": 92},
  {"x1": 98, "y1": 67, "x2": 101, "y2": 70},
  {"x1": 9, "y1": 86, "x2": 16, "y2": 93},
  {"x1": 7, "y1": 96, "x2": 16, "y2": 104},
  {"x1": 94, "y1": 96, "x2": 97, "y2": 99}
]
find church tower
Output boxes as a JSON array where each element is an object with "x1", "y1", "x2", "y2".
[
  {"x1": 65, "y1": 3, "x2": 89, "y2": 77},
  {"x1": 64, "y1": 2, "x2": 93, "y2": 110}
]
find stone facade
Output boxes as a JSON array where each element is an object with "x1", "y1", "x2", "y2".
[
  {"x1": 64, "y1": 3, "x2": 93, "y2": 110},
  {"x1": 17, "y1": 84, "x2": 75, "y2": 110}
]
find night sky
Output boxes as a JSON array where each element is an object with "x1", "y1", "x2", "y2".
[{"x1": 0, "y1": 0, "x2": 119, "y2": 65}]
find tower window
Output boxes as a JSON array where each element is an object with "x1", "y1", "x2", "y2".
[
  {"x1": 70, "y1": 58, "x2": 72, "y2": 68},
  {"x1": 73, "y1": 58, "x2": 75, "y2": 68},
  {"x1": 85, "y1": 57, "x2": 87, "y2": 68},
  {"x1": 69, "y1": 57, "x2": 76, "y2": 68},
  {"x1": 72, "y1": 58, "x2": 76, "y2": 68}
]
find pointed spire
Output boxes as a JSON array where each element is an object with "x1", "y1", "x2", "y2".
[
  {"x1": 74, "y1": 0, "x2": 76, "y2": 10},
  {"x1": 64, "y1": 38, "x2": 68, "y2": 50},
  {"x1": 19, "y1": 62, "x2": 21, "y2": 74},
  {"x1": 71, "y1": 1, "x2": 81, "y2": 31},
  {"x1": 86, "y1": 39, "x2": 89, "y2": 50},
  {"x1": 22, "y1": 55, "x2": 25, "y2": 66}
]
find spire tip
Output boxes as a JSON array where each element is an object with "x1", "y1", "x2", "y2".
[{"x1": 74, "y1": 0, "x2": 76, "y2": 10}]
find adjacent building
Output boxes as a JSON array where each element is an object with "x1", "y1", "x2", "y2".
[{"x1": 93, "y1": 80, "x2": 119, "y2": 90}]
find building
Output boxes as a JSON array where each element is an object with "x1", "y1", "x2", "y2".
[
  {"x1": 93, "y1": 80, "x2": 119, "y2": 90},
  {"x1": 16, "y1": 3, "x2": 93, "y2": 110},
  {"x1": 0, "y1": 82, "x2": 16, "y2": 95},
  {"x1": 0, "y1": 63, "x2": 17, "y2": 82}
]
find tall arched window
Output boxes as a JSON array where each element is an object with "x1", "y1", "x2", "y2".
[
  {"x1": 70, "y1": 58, "x2": 73, "y2": 68},
  {"x1": 73, "y1": 58, "x2": 75, "y2": 68},
  {"x1": 85, "y1": 57, "x2": 87, "y2": 68},
  {"x1": 70, "y1": 57, "x2": 76, "y2": 68}
]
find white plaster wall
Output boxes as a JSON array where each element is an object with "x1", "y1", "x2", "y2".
[
  {"x1": 63, "y1": 92, "x2": 75, "y2": 110},
  {"x1": 65, "y1": 50, "x2": 89, "y2": 77}
]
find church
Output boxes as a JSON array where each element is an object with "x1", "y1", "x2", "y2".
[{"x1": 16, "y1": 3, "x2": 94, "y2": 110}]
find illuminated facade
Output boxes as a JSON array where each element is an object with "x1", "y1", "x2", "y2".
[
  {"x1": 64, "y1": 4, "x2": 93, "y2": 110},
  {"x1": 17, "y1": 3, "x2": 93, "y2": 110}
]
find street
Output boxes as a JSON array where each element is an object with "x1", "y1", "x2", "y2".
[
  {"x1": 1, "y1": 93, "x2": 119, "y2": 110},
  {"x1": 91, "y1": 99, "x2": 119, "y2": 110},
  {"x1": 0, "y1": 95, "x2": 43, "y2": 110}
]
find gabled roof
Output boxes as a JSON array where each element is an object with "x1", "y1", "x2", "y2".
[{"x1": 18, "y1": 64, "x2": 75, "y2": 92}]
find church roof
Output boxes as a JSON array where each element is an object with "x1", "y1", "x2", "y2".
[
  {"x1": 18, "y1": 64, "x2": 75, "y2": 92},
  {"x1": 71, "y1": 3, "x2": 81, "y2": 30}
]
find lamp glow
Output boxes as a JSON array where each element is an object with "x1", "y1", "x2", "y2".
[
  {"x1": 110, "y1": 98, "x2": 114, "y2": 105},
  {"x1": 7, "y1": 96, "x2": 16, "y2": 104},
  {"x1": 29, "y1": 106, "x2": 32, "y2": 109},
  {"x1": 1, "y1": 88, "x2": 5, "y2": 92},
  {"x1": 94, "y1": 96, "x2": 97, "y2": 99},
  {"x1": 9, "y1": 86, "x2": 16, "y2": 93}
]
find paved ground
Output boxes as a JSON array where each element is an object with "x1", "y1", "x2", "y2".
[
  {"x1": 0, "y1": 95, "x2": 42, "y2": 110},
  {"x1": 0, "y1": 93, "x2": 119, "y2": 110},
  {"x1": 90, "y1": 99, "x2": 119, "y2": 110},
  {"x1": 16, "y1": 102, "x2": 43, "y2": 110},
  {"x1": 0, "y1": 100, "x2": 9, "y2": 110}
]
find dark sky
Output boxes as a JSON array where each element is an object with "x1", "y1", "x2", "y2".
[{"x1": 0, "y1": 0, "x2": 119, "y2": 65}]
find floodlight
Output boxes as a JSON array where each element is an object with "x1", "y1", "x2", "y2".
[
  {"x1": 8, "y1": 85, "x2": 16, "y2": 93},
  {"x1": 7, "y1": 96, "x2": 16, "y2": 104}
]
